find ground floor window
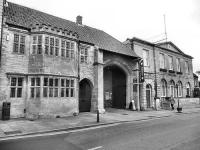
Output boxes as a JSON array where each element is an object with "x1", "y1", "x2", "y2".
[
  {"x1": 177, "y1": 81, "x2": 183, "y2": 97},
  {"x1": 60, "y1": 78, "x2": 75, "y2": 97},
  {"x1": 169, "y1": 80, "x2": 175, "y2": 97},
  {"x1": 161, "y1": 79, "x2": 167, "y2": 97},
  {"x1": 186, "y1": 82, "x2": 191, "y2": 97},
  {"x1": 30, "y1": 77, "x2": 41, "y2": 98},
  {"x1": 30, "y1": 76, "x2": 75, "y2": 98},
  {"x1": 10, "y1": 77, "x2": 23, "y2": 98}
]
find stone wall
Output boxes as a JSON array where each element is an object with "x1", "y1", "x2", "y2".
[
  {"x1": 103, "y1": 51, "x2": 138, "y2": 109},
  {"x1": 174, "y1": 98, "x2": 200, "y2": 108}
]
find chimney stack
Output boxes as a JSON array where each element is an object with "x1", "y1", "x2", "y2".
[{"x1": 76, "y1": 15, "x2": 82, "y2": 25}]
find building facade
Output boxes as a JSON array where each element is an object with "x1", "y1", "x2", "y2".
[
  {"x1": 0, "y1": 1, "x2": 141, "y2": 119},
  {"x1": 125, "y1": 38, "x2": 194, "y2": 109}
]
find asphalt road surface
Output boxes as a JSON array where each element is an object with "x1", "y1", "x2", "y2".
[{"x1": 1, "y1": 112, "x2": 200, "y2": 150}]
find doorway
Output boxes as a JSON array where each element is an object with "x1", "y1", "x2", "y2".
[
  {"x1": 146, "y1": 84, "x2": 152, "y2": 108},
  {"x1": 104, "y1": 65, "x2": 126, "y2": 109},
  {"x1": 79, "y1": 79, "x2": 92, "y2": 112}
]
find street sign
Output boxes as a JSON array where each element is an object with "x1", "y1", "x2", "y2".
[{"x1": 139, "y1": 60, "x2": 144, "y2": 82}]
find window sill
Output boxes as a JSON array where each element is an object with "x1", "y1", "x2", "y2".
[
  {"x1": 168, "y1": 70, "x2": 175, "y2": 73},
  {"x1": 177, "y1": 72, "x2": 183, "y2": 75},
  {"x1": 160, "y1": 68, "x2": 167, "y2": 72}
]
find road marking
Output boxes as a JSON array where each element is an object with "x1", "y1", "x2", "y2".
[{"x1": 88, "y1": 146, "x2": 103, "y2": 150}]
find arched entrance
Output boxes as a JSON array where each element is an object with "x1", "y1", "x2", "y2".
[
  {"x1": 79, "y1": 79, "x2": 92, "y2": 112},
  {"x1": 104, "y1": 65, "x2": 127, "y2": 109},
  {"x1": 146, "y1": 84, "x2": 152, "y2": 108}
]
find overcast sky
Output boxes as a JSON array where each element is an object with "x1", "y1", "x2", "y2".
[{"x1": 8, "y1": 0, "x2": 200, "y2": 73}]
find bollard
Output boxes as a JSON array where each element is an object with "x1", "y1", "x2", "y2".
[{"x1": 97, "y1": 109, "x2": 100, "y2": 123}]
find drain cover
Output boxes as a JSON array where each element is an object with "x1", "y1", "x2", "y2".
[{"x1": 122, "y1": 113, "x2": 128, "y2": 115}]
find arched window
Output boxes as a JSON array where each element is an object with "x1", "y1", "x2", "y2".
[
  {"x1": 177, "y1": 81, "x2": 183, "y2": 97},
  {"x1": 186, "y1": 82, "x2": 191, "y2": 97},
  {"x1": 169, "y1": 80, "x2": 175, "y2": 97},
  {"x1": 146, "y1": 84, "x2": 152, "y2": 108},
  {"x1": 161, "y1": 79, "x2": 167, "y2": 97}
]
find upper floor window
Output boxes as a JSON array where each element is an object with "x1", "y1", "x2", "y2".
[
  {"x1": 32, "y1": 35, "x2": 42, "y2": 54},
  {"x1": 176, "y1": 58, "x2": 181, "y2": 72},
  {"x1": 168, "y1": 55, "x2": 173, "y2": 70},
  {"x1": 185, "y1": 61, "x2": 189, "y2": 73},
  {"x1": 13, "y1": 34, "x2": 25, "y2": 54},
  {"x1": 143, "y1": 49, "x2": 149, "y2": 66},
  {"x1": 159, "y1": 53, "x2": 165, "y2": 69},
  {"x1": 10, "y1": 77, "x2": 23, "y2": 98},
  {"x1": 80, "y1": 47, "x2": 88, "y2": 63}
]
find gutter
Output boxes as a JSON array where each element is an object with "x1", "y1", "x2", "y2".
[{"x1": 0, "y1": 0, "x2": 5, "y2": 66}]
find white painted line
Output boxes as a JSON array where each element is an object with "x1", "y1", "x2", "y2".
[{"x1": 88, "y1": 146, "x2": 103, "y2": 150}]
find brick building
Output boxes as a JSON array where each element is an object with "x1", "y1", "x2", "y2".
[
  {"x1": 0, "y1": 1, "x2": 142, "y2": 119},
  {"x1": 125, "y1": 37, "x2": 194, "y2": 109}
]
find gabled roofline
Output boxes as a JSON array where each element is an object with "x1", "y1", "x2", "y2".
[
  {"x1": 129, "y1": 37, "x2": 193, "y2": 59},
  {"x1": 156, "y1": 41, "x2": 185, "y2": 55}
]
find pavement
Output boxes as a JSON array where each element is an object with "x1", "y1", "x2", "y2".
[{"x1": 0, "y1": 106, "x2": 200, "y2": 140}]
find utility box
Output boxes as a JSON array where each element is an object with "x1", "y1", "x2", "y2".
[{"x1": 2, "y1": 102, "x2": 11, "y2": 120}]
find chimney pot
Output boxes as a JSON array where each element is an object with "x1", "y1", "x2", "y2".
[{"x1": 76, "y1": 15, "x2": 82, "y2": 25}]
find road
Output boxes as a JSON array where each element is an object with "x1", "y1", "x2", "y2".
[{"x1": 0, "y1": 112, "x2": 200, "y2": 150}]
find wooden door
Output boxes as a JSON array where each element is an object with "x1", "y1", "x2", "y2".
[{"x1": 79, "y1": 80, "x2": 92, "y2": 112}]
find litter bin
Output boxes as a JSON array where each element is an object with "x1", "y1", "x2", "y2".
[{"x1": 2, "y1": 102, "x2": 11, "y2": 120}]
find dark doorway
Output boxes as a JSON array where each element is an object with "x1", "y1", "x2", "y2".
[
  {"x1": 79, "y1": 79, "x2": 92, "y2": 112},
  {"x1": 104, "y1": 65, "x2": 126, "y2": 109},
  {"x1": 146, "y1": 84, "x2": 152, "y2": 108}
]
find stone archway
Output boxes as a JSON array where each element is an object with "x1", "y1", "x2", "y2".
[
  {"x1": 104, "y1": 65, "x2": 127, "y2": 109},
  {"x1": 79, "y1": 78, "x2": 93, "y2": 112}
]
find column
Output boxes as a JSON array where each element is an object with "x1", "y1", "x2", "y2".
[{"x1": 91, "y1": 47, "x2": 105, "y2": 113}]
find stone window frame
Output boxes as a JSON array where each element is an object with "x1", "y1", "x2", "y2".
[
  {"x1": 142, "y1": 49, "x2": 149, "y2": 67},
  {"x1": 60, "y1": 78, "x2": 75, "y2": 98},
  {"x1": 13, "y1": 33, "x2": 25, "y2": 54},
  {"x1": 80, "y1": 45, "x2": 89, "y2": 64},
  {"x1": 169, "y1": 80, "x2": 175, "y2": 97},
  {"x1": 186, "y1": 82, "x2": 191, "y2": 97},
  {"x1": 168, "y1": 55, "x2": 173, "y2": 71},
  {"x1": 30, "y1": 77, "x2": 41, "y2": 98},
  {"x1": 177, "y1": 81, "x2": 183, "y2": 97},
  {"x1": 185, "y1": 61, "x2": 189, "y2": 74},
  {"x1": 161, "y1": 79, "x2": 167, "y2": 97},
  {"x1": 176, "y1": 58, "x2": 181, "y2": 72},
  {"x1": 10, "y1": 76, "x2": 23, "y2": 98},
  {"x1": 159, "y1": 53, "x2": 165, "y2": 69},
  {"x1": 43, "y1": 77, "x2": 59, "y2": 98},
  {"x1": 32, "y1": 35, "x2": 43, "y2": 54}
]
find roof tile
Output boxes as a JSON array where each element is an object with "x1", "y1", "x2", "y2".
[{"x1": 5, "y1": 2, "x2": 139, "y2": 58}]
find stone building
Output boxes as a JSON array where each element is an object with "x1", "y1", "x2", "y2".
[
  {"x1": 125, "y1": 37, "x2": 194, "y2": 109},
  {"x1": 0, "y1": 1, "x2": 141, "y2": 119}
]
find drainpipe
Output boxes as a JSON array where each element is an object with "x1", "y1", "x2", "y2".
[
  {"x1": 153, "y1": 45, "x2": 158, "y2": 109},
  {"x1": 0, "y1": 0, "x2": 5, "y2": 66},
  {"x1": 77, "y1": 40, "x2": 80, "y2": 113},
  {"x1": 137, "y1": 60, "x2": 140, "y2": 111},
  {"x1": 130, "y1": 39, "x2": 141, "y2": 111}
]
